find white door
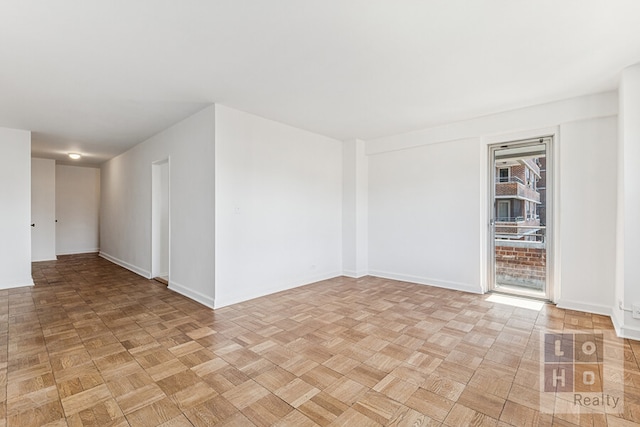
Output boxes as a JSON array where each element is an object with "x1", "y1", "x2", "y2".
[{"x1": 31, "y1": 158, "x2": 57, "y2": 261}]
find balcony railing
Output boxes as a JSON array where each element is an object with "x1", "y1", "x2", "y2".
[
  {"x1": 495, "y1": 180, "x2": 540, "y2": 202},
  {"x1": 496, "y1": 215, "x2": 539, "y2": 222},
  {"x1": 496, "y1": 176, "x2": 524, "y2": 185},
  {"x1": 494, "y1": 223, "x2": 545, "y2": 241}
]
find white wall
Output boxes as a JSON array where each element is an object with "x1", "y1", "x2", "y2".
[
  {"x1": 368, "y1": 138, "x2": 482, "y2": 292},
  {"x1": 56, "y1": 165, "x2": 100, "y2": 255},
  {"x1": 367, "y1": 92, "x2": 618, "y2": 312},
  {"x1": 101, "y1": 105, "x2": 215, "y2": 307},
  {"x1": 215, "y1": 105, "x2": 343, "y2": 308},
  {"x1": 614, "y1": 63, "x2": 640, "y2": 339},
  {"x1": 0, "y1": 127, "x2": 33, "y2": 289},
  {"x1": 367, "y1": 92, "x2": 618, "y2": 155},
  {"x1": 342, "y1": 139, "x2": 368, "y2": 278},
  {"x1": 556, "y1": 117, "x2": 617, "y2": 313},
  {"x1": 151, "y1": 160, "x2": 169, "y2": 278},
  {"x1": 31, "y1": 158, "x2": 57, "y2": 261}
]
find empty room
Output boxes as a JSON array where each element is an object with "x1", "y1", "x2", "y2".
[{"x1": 1, "y1": 1, "x2": 640, "y2": 426}]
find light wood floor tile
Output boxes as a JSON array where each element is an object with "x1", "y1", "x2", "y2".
[
  {"x1": 273, "y1": 409, "x2": 320, "y2": 427},
  {"x1": 62, "y1": 383, "x2": 112, "y2": 418},
  {"x1": 406, "y1": 388, "x2": 455, "y2": 422},
  {"x1": 222, "y1": 379, "x2": 270, "y2": 410},
  {"x1": 184, "y1": 395, "x2": 238, "y2": 426},
  {"x1": 352, "y1": 390, "x2": 402, "y2": 424},
  {"x1": 373, "y1": 374, "x2": 419, "y2": 404},
  {"x1": 299, "y1": 364, "x2": 342, "y2": 390},
  {"x1": 241, "y1": 393, "x2": 292, "y2": 427},
  {"x1": 324, "y1": 377, "x2": 368, "y2": 406},
  {"x1": 332, "y1": 406, "x2": 382, "y2": 426},
  {"x1": 115, "y1": 383, "x2": 166, "y2": 414},
  {"x1": 387, "y1": 405, "x2": 441, "y2": 427},
  {"x1": 0, "y1": 253, "x2": 633, "y2": 426},
  {"x1": 125, "y1": 397, "x2": 182, "y2": 427},
  {"x1": 298, "y1": 391, "x2": 349, "y2": 426},
  {"x1": 457, "y1": 385, "x2": 506, "y2": 419},
  {"x1": 443, "y1": 403, "x2": 499, "y2": 426},
  {"x1": 500, "y1": 399, "x2": 550, "y2": 427},
  {"x1": 274, "y1": 378, "x2": 320, "y2": 408}
]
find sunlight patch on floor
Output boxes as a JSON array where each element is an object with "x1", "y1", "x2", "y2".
[{"x1": 486, "y1": 293, "x2": 544, "y2": 311}]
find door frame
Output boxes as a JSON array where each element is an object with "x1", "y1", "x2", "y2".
[{"x1": 487, "y1": 135, "x2": 555, "y2": 301}]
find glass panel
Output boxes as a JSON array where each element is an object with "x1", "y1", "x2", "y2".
[{"x1": 493, "y1": 140, "x2": 547, "y2": 297}]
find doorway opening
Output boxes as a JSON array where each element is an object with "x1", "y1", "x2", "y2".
[
  {"x1": 489, "y1": 137, "x2": 552, "y2": 300},
  {"x1": 152, "y1": 159, "x2": 170, "y2": 284}
]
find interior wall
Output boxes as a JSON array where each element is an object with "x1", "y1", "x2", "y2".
[
  {"x1": 151, "y1": 160, "x2": 170, "y2": 278},
  {"x1": 367, "y1": 92, "x2": 618, "y2": 312},
  {"x1": 215, "y1": 105, "x2": 343, "y2": 308},
  {"x1": 100, "y1": 105, "x2": 215, "y2": 307},
  {"x1": 55, "y1": 164, "x2": 101, "y2": 255},
  {"x1": 31, "y1": 158, "x2": 57, "y2": 261},
  {"x1": 368, "y1": 137, "x2": 482, "y2": 292},
  {"x1": 556, "y1": 116, "x2": 617, "y2": 313},
  {"x1": 615, "y1": 63, "x2": 640, "y2": 339},
  {"x1": 342, "y1": 139, "x2": 368, "y2": 278},
  {"x1": 0, "y1": 127, "x2": 33, "y2": 289}
]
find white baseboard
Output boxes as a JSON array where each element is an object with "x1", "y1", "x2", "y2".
[
  {"x1": 99, "y1": 252, "x2": 151, "y2": 279},
  {"x1": 56, "y1": 248, "x2": 99, "y2": 256},
  {"x1": 555, "y1": 300, "x2": 613, "y2": 317},
  {"x1": 610, "y1": 308, "x2": 640, "y2": 341},
  {"x1": 0, "y1": 277, "x2": 34, "y2": 290},
  {"x1": 555, "y1": 300, "x2": 640, "y2": 341},
  {"x1": 168, "y1": 281, "x2": 215, "y2": 309},
  {"x1": 368, "y1": 270, "x2": 483, "y2": 294},
  {"x1": 214, "y1": 270, "x2": 342, "y2": 309},
  {"x1": 342, "y1": 270, "x2": 368, "y2": 278},
  {"x1": 611, "y1": 308, "x2": 625, "y2": 338},
  {"x1": 32, "y1": 257, "x2": 57, "y2": 262}
]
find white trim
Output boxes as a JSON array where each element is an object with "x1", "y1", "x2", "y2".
[
  {"x1": 99, "y1": 251, "x2": 151, "y2": 279},
  {"x1": 214, "y1": 271, "x2": 343, "y2": 309},
  {"x1": 168, "y1": 280, "x2": 215, "y2": 309},
  {"x1": 485, "y1": 127, "x2": 558, "y2": 303},
  {"x1": 56, "y1": 249, "x2": 99, "y2": 256},
  {"x1": 611, "y1": 308, "x2": 625, "y2": 338},
  {"x1": 610, "y1": 309, "x2": 640, "y2": 341},
  {"x1": 0, "y1": 278, "x2": 34, "y2": 290},
  {"x1": 32, "y1": 257, "x2": 58, "y2": 262},
  {"x1": 555, "y1": 300, "x2": 612, "y2": 317},
  {"x1": 342, "y1": 270, "x2": 368, "y2": 278},
  {"x1": 368, "y1": 270, "x2": 482, "y2": 294}
]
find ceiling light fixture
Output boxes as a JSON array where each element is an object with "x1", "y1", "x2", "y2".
[{"x1": 68, "y1": 153, "x2": 81, "y2": 160}]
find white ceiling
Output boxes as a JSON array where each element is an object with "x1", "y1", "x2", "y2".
[{"x1": 1, "y1": 1, "x2": 639, "y2": 166}]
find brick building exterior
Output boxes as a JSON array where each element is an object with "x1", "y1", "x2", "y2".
[{"x1": 495, "y1": 158, "x2": 543, "y2": 240}]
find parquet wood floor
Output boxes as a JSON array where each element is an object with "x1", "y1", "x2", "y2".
[{"x1": 0, "y1": 253, "x2": 638, "y2": 426}]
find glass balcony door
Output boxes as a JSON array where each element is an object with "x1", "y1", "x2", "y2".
[{"x1": 489, "y1": 138, "x2": 551, "y2": 299}]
